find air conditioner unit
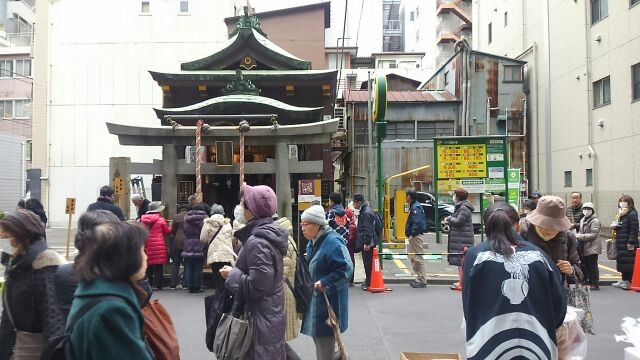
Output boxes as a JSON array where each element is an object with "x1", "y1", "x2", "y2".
[
  {"x1": 288, "y1": 145, "x2": 298, "y2": 160},
  {"x1": 334, "y1": 106, "x2": 346, "y2": 129}
]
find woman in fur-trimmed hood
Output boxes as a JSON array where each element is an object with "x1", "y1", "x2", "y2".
[{"x1": 0, "y1": 210, "x2": 66, "y2": 360}]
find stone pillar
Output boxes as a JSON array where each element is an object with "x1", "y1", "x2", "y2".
[
  {"x1": 109, "y1": 157, "x2": 131, "y2": 220},
  {"x1": 275, "y1": 142, "x2": 292, "y2": 219},
  {"x1": 162, "y1": 145, "x2": 178, "y2": 219}
]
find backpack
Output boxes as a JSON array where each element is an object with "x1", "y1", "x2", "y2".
[
  {"x1": 285, "y1": 240, "x2": 314, "y2": 315},
  {"x1": 373, "y1": 211, "x2": 383, "y2": 238},
  {"x1": 41, "y1": 296, "x2": 125, "y2": 360},
  {"x1": 334, "y1": 213, "x2": 348, "y2": 228}
]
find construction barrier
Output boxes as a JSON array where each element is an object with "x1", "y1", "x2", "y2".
[{"x1": 630, "y1": 248, "x2": 640, "y2": 292}]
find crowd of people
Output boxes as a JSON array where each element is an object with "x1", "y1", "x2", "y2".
[{"x1": 0, "y1": 182, "x2": 638, "y2": 359}]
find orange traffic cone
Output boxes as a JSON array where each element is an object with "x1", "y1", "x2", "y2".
[
  {"x1": 630, "y1": 248, "x2": 640, "y2": 292},
  {"x1": 368, "y1": 247, "x2": 392, "y2": 293}
]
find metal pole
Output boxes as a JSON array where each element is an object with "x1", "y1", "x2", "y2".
[
  {"x1": 367, "y1": 71, "x2": 373, "y2": 202},
  {"x1": 65, "y1": 214, "x2": 72, "y2": 260},
  {"x1": 195, "y1": 119, "x2": 203, "y2": 203}
]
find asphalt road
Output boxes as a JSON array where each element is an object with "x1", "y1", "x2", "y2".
[{"x1": 154, "y1": 284, "x2": 640, "y2": 360}]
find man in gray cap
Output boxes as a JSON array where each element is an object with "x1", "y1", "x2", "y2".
[{"x1": 352, "y1": 193, "x2": 377, "y2": 290}]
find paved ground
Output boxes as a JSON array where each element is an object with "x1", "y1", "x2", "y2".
[
  {"x1": 154, "y1": 283, "x2": 640, "y2": 359},
  {"x1": 27, "y1": 229, "x2": 623, "y2": 286}
]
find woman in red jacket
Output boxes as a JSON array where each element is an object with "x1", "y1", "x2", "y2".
[{"x1": 140, "y1": 201, "x2": 172, "y2": 290}]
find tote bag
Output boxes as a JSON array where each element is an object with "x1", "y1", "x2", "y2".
[
  {"x1": 213, "y1": 276, "x2": 254, "y2": 360},
  {"x1": 142, "y1": 300, "x2": 181, "y2": 360}
]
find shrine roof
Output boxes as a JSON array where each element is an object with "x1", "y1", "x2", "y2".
[
  {"x1": 179, "y1": 10, "x2": 312, "y2": 71},
  {"x1": 149, "y1": 69, "x2": 338, "y2": 84},
  {"x1": 153, "y1": 94, "x2": 323, "y2": 125}
]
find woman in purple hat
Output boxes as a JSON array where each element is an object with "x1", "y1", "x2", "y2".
[{"x1": 220, "y1": 184, "x2": 288, "y2": 360}]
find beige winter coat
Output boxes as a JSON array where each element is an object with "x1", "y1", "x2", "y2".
[
  {"x1": 275, "y1": 217, "x2": 299, "y2": 342},
  {"x1": 200, "y1": 214, "x2": 236, "y2": 265}
]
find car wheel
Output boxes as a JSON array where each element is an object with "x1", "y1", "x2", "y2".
[{"x1": 439, "y1": 215, "x2": 450, "y2": 233}]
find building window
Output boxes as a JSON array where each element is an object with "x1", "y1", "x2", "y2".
[
  {"x1": 591, "y1": 0, "x2": 608, "y2": 24},
  {"x1": 417, "y1": 121, "x2": 454, "y2": 140},
  {"x1": 14, "y1": 59, "x2": 31, "y2": 77},
  {"x1": 141, "y1": 1, "x2": 150, "y2": 13},
  {"x1": 586, "y1": 168, "x2": 593, "y2": 187},
  {"x1": 180, "y1": 0, "x2": 188, "y2": 13},
  {"x1": 386, "y1": 122, "x2": 415, "y2": 140},
  {"x1": 25, "y1": 140, "x2": 32, "y2": 161},
  {"x1": 444, "y1": 71, "x2": 449, "y2": 86},
  {"x1": 633, "y1": 63, "x2": 640, "y2": 101},
  {"x1": 410, "y1": 11, "x2": 414, "y2": 21},
  {"x1": 0, "y1": 99, "x2": 31, "y2": 118},
  {"x1": 388, "y1": 62, "x2": 397, "y2": 69},
  {"x1": 13, "y1": 99, "x2": 31, "y2": 118},
  {"x1": 504, "y1": 11, "x2": 508, "y2": 27},
  {"x1": 354, "y1": 121, "x2": 368, "y2": 145},
  {"x1": 564, "y1": 171, "x2": 572, "y2": 188},
  {"x1": 0, "y1": 100, "x2": 12, "y2": 118},
  {"x1": 0, "y1": 60, "x2": 13, "y2": 78},
  {"x1": 593, "y1": 76, "x2": 611, "y2": 107},
  {"x1": 488, "y1": 22, "x2": 492, "y2": 44},
  {"x1": 504, "y1": 65, "x2": 523, "y2": 82}
]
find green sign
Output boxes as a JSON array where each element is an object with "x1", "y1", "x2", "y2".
[{"x1": 507, "y1": 168, "x2": 521, "y2": 206}]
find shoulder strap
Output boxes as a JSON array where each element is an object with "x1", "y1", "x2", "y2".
[
  {"x1": 207, "y1": 226, "x2": 223, "y2": 247},
  {"x1": 66, "y1": 295, "x2": 125, "y2": 332},
  {"x1": 2, "y1": 280, "x2": 16, "y2": 330}
]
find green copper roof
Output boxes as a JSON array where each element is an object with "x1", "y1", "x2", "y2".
[
  {"x1": 153, "y1": 95, "x2": 323, "y2": 124},
  {"x1": 180, "y1": 12, "x2": 311, "y2": 71}
]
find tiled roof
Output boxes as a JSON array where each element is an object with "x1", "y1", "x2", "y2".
[{"x1": 343, "y1": 90, "x2": 459, "y2": 103}]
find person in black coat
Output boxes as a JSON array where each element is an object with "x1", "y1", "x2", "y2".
[
  {"x1": 612, "y1": 195, "x2": 639, "y2": 290},
  {"x1": 25, "y1": 197, "x2": 47, "y2": 226},
  {"x1": 0, "y1": 210, "x2": 65, "y2": 360},
  {"x1": 87, "y1": 186, "x2": 126, "y2": 221},
  {"x1": 131, "y1": 194, "x2": 150, "y2": 221},
  {"x1": 353, "y1": 193, "x2": 377, "y2": 290},
  {"x1": 445, "y1": 188, "x2": 475, "y2": 291}
]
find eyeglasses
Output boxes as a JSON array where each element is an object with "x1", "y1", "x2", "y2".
[{"x1": 300, "y1": 221, "x2": 313, "y2": 227}]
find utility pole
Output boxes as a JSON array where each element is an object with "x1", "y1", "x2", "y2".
[{"x1": 367, "y1": 71, "x2": 374, "y2": 202}]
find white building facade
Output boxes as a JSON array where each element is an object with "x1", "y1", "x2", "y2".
[
  {"x1": 33, "y1": 0, "x2": 237, "y2": 226},
  {"x1": 472, "y1": 0, "x2": 640, "y2": 224}
]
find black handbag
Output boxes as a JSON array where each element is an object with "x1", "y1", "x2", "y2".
[
  {"x1": 204, "y1": 289, "x2": 234, "y2": 352},
  {"x1": 285, "y1": 240, "x2": 315, "y2": 315}
]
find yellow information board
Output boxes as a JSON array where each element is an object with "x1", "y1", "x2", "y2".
[{"x1": 437, "y1": 144, "x2": 487, "y2": 179}]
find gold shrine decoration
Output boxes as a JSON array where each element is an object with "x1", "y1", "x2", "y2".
[
  {"x1": 216, "y1": 141, "x2": 234, "y2": 166},
  {"x1": 240, "y1": 56, "x2": 256, "y2": 70}
]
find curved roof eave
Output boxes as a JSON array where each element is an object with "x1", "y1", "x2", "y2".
[{"x1": 153, "y1": 94, "x2": 323, "y2": 119}]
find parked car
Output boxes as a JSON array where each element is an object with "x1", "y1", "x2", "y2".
[{"x1": 391, "y1": 192, "x2": 481, "y2": 234}]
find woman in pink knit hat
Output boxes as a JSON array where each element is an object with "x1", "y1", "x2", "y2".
[{"x1": 219, "y1": 184, "x2": 288, "y2": 360}]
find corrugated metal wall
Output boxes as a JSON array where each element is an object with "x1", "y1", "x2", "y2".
[
  {"x1": 0, "y1": 133, "x2": 25, "y2": 212},
  {"x1": 349, "y1": 145, "x2": 434, "y2": 208}
]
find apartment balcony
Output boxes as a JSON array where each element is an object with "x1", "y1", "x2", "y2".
[
  {"x1": 383, "y1": 20, "x2": 403, "y2": 36},
  {"x1": 0, "y1": 31, "x2": 33, "y2": 47},
  {"x1": 7, "y1": 0, "x2": 36, "y2": 24},
  {"x1": 436, "y1": 0, "x2": 471, "y2": 25}
]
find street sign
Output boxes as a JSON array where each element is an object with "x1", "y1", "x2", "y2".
[
  {"x1": 507, "y1": 168, "x2": 521, "y2": 206},
  {"x1": 460, "y1": 179, "x2": 485, "y2": 193},
  {"x1": 113, "y1": 177, "x2": 125, "y2": 195},
  {"x1": 371, "y1": 75, "x2": 387, "y2": 122},
  {"x1": 65, "y1": 198, "x2": 76, "y2": 215}
]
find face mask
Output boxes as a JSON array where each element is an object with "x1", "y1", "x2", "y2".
[
  {"x1": 582, "y1": 209, "x2": 592, "y2": 217},
  {"x1": 234, "y1": 205, "x2": 246, "y2": 225},
  {"x1": 0, "y1": 238, "x2": 18, "y2": 256},
  {"x1": 620, "y1": 202, "x2": 629, "y2": 209}
]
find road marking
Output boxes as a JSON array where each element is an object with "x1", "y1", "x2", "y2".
[
  {"x1": 598, "y1": 264, "x2": 620, "y2": 274},
  {"x1": 393, "y1": 259, "x2": 409, "y2": 274}
]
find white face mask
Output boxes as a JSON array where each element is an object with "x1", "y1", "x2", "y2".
[
  {"x1": 582, "y1": 209, "x2": 592, "y2": 217},
  {"x1": 234, "y1": 205, "x2": 246, "y2": 225},
  {"x1": 620, "y1": 202, "x2": 629, "y2": 209},
  {"x1": 0, "y1": 238, "x2": 18, "y2": 256}
]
